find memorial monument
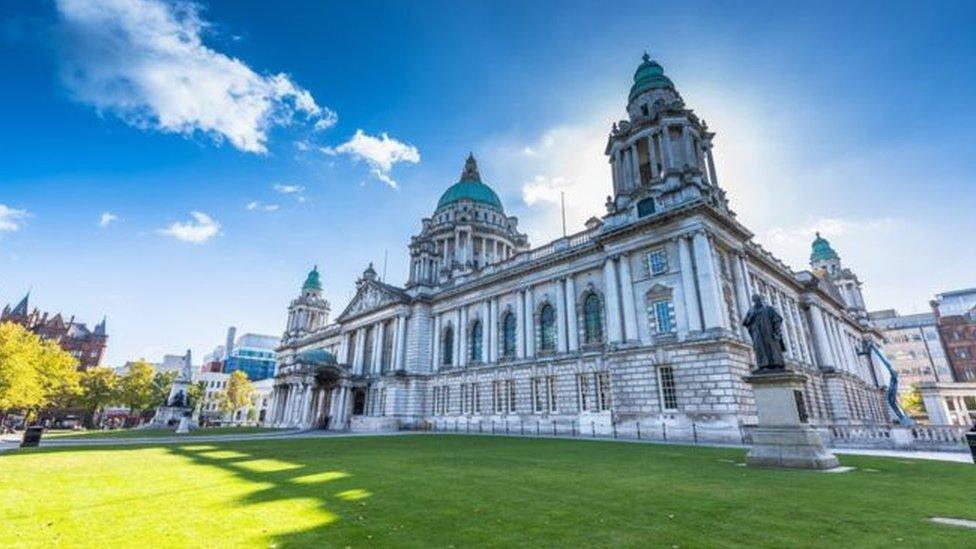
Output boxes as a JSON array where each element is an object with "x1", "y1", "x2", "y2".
[
  {"x1": 742, "y1": 295, "x2": 839, "y2": 469},
  {"x1": 151, "y1": 349, "x2": 194, "y2": 433}
]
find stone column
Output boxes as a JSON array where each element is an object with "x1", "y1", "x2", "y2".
[
  {"x1": 372, "y1": 322, "x2": 384, "y2": 374},
  {"x1": 492, "y1": 297, "x2": 500, "y2": 361},
  {"x1": 458, "y1": 307, "x2": 468, "y2": 367},
  {"x1": 629, "y1": 145, "x2": 640, "y2": 188},
  {"x1": 660, "y1": 128, "x2": 673, "y2": 171},
  {"x1": 678, "y1": 236, "x2": 702, "y2": 332},
  {"x1": 395, "y1": 315, "x2": 407, "y2": 371},
  {"x1": 566, "y1": 276, "x2": 579, "y2": 352},
  {"x1": 482, "y1": 300, "x2": 491, "y2": 362},
  {"x1": 516, "y1": 290, "x2": 526, "y2": 358},
  {"x1": 432, "y1": 314, "x2": 441, "y2": 369},
  {"x1": 525, "y1": 287, "x2": 536, "y2": 357},
  {"x1": 682, "y1": 125, "x2": 695, "y2": 168},
  {"x1": 557, "y1": 278, "x2": 568, "y2": 353},
  {"x1": 706, "y1": 143, "x2": 719, "y2": 187},
  {"x1": 602, "y1": 257, "x2": 623, "y2": 343},
  {"x1": 618, "y1": 254, "x2": 639, "y2": 342},
  {"x1": 732, "y1": 252, "x2": 751, "y2": 334},
  {"x1": 808, "y1": 305, "x2": 835, "y2": 369},
  {"x1": 692, "y1": 232, "x2": 724, "y2": 330}
]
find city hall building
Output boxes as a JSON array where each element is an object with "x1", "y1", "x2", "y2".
[{"x1": 267, "y1": 55, "x2": 890, "y2": 438}]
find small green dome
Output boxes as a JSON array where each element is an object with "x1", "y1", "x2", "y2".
[
  {"x1": 436, "y1": 154, "x2": 504, "y2": 212},
  {"x1": 810, "y1": 232, "x2": 839, "y2": 263},
  {"x1": 629, "y1": 52, "x2": 674, "y2": 102},
  {"x1": 302, "y1": 266, "x2": 322, "y2": 291},
  {"x1": 297, "y1": 348, "x2": 337, "y2": 367}
]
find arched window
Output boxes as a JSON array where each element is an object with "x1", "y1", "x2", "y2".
[
  {"x1": 470, "y1": 320, "x2": 483, "y2": 362},
  {"x1": 583, "y1": 293, "x2": 603, "y2": 344},
  {"x1": 540, "y1": 304, "x2": 556, "y2": 352},
  {"x1": 502, "y1": 313, "x2": 517, "y2": 357},
  {"x1": 442, "y1": 327, "x2": 454, "y2": 366}
]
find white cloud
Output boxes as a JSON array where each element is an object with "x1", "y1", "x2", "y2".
[
  {"x1": 56, "y1": 0, "x2": 335, "y2": 154},
  {"x1": 0, "y1": 204, "x2": 29, "y2": 233},
  {"x1": 324, "y1": 130, "x2": 420, "y2": 188},
  {"x1": 273, "y1": 183, "x2": 304, "y2": 195},
  {"x1": 158, "y1": 211, "x2": 220, "y2": 243},
  {"x1": 99, "y1": 211, "x2": 119, "y2": 227},
  {"x1": 246, "y1": 201, "x2": 279, "y2": 212}
]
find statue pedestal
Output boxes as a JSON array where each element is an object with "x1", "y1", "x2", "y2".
[
  {"x1": 745, "y1": 371, "x2": 839, "y2": 470},
  {"x1": 175, "y1": 416, "x2": 191, "y2": 434}
]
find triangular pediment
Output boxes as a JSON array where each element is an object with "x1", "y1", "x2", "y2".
[{"x1": 336, "y1": 280, "x2": 408, "y2": 322}]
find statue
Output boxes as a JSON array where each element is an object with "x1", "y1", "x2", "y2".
[
  {"x1": 742, "y1": 294, "x2": 786, "y2": 371},
  {"x1": 169, "y1": 390, "x2": 186, "y2": 408}
]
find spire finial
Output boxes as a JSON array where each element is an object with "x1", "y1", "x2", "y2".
[
  {"x1": 642, "y1": 51, "x2": 650, "y2": 63},
  {"x1": 461, "y1": 153, "x2": 481, "y2": 181}
]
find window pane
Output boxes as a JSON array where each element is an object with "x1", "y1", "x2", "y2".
[
  {"x1": 584, "y1": 294, "x2": 603, "y2": 343},
  {"x1": 540, "y1": 305, "x2": 556, "y2": 351}
]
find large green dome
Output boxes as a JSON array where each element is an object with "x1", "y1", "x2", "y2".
[
  {"x1": 810, "y1": 232, "x2": 839, "y2": 263},
  {"x1": 302, "y1": 266, "x2": 322, "y2": 291},
  {"x1": 436, "y1": 154, "x2": 504, "y2": 212},
  {"x1": 629, "y1": 53, "x2": 674, "y2": 102}
]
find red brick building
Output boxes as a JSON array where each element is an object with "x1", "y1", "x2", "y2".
[
  {"x1": 1, "y1": 293, "x2": 108, "y2": 370},
  {"x1": 931, "y1": 288, "x2": 976, "y2": 382}
]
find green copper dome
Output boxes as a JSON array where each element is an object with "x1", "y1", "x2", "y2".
[
  {"x1": 302, "y1": 266, "x2": 322, "y2": 291},
  {"x1": 297, "y1": 348, "x2": 337, "y2": 367},
  {"x1": 629, "y1": 52, "x2": 674, "y2": 102},
  {"x1": 810, "y1": 232, "x2": 840, "y2": 263},
  {"x1": 436, "y1": 154, "x2": 504, "y2": 212}
]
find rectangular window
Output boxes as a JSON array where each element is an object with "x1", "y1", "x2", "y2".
[
  {"x1": 658, "y1": 366, "x2": 678, "y2": 411},
  {"x1": 433, "y1": 386, "x2": 440, "y2": 415},
  {"x1": 443, "y1": 386, "x2": 450, "y2": 415},
  {"x1": 461, "y1": 383, "x2": 469, "y2": 414},
  {"x1": 647, "y1": 249, "x2": 668, "y2": 276},
  {"x1": 577, "y1": 373, "x2": 590, "y2": 412},
  {"x1": 596, "y1": 372, "x2": 611, "y2": 411},
  {"x1": 547, "y1": 376, "x2": 558, "y2": 413},
  {"x1": 507, "y1": 379, "x2": 517, "y2": 413},
  {"x1": 532, "y1": 377, "x2": 544, "y2": 413},
  {"x1": 493, "y1": 381, "x2": 503, "y2": 414},
  {"x1": 653, "y1": 300, "x2": 675, "y2": 333}
]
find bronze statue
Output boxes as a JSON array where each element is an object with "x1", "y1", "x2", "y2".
[{"x1": 742, "y1": 294, "x2": 786, "y2": 371}]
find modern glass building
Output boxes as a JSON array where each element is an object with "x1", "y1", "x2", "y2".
[{"x1": 223, "y1": 331, "x2": 280, "y2": 381}]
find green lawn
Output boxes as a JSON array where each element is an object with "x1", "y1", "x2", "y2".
[
  {"x1": 1, "y1": 435, "x2": 974, "y2": 547},
  {"x1": 42, "y1": 426, "x2": 283, "y2": 439}
]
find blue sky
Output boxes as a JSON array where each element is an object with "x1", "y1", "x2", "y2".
[{"x1": 1, "y1": 0, "x2": 974, "y2": 366}]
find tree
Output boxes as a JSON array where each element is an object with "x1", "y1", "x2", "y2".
[
  {"x1": 0, "y1": 323, "x2": 44, "y2": 419},
  {"x1": 150, "y1": 371, "x2": 177, "y2": 408},
  {"x1": 0, "y1": 322, "x2": 80, "y2": 426},
  {"x1": 219, "y1": 370, "x2": 255, "y2": 423},
  {"x1": 186, "y1": 380, "x2": 206, "y2": 413},
  {"x1": 79, "y1": 367, "x2": 120, "y2": 428},
  {"x1": 36, "y1": 338, "x2": 81, "y2": 420},
  {"x1": 118, "y1": 361, "x2": 156, "y2": 420},
  {"x1": 900, "y1": 384, "x2": 926, "y2": 416}
]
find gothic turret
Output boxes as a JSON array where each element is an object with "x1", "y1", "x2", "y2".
[
  {"x1": 284, "y1": 266, "x2": 331, "y2": 341},
  {"x1": 605, "y1": 53, "x2": 728, "y2": 219}
]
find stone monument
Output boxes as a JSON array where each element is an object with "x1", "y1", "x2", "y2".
[
  {"x1": 742, "y1": 294, "x2": 839, "y2": 469},
  {"x1": 152, "y1": 349, "x2": 194, "y2": 433}
]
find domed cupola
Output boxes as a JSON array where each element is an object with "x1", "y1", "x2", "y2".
[
  {"x1": 629, "y1": 52, "x2": 674, "y2": 102},
  {"x1": 436, "y1": 154, "x2": 504, "y2": 213},
  {"x1": 810, "y1": 232, "x2": 840, "y2": 265},
  {"x1": 407, "y1": 154, "x2": 528, "y2": 288}
]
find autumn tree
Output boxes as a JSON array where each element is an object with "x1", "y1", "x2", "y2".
[
  {"x1": 79, "y1": 367, "x2": 120, "y2": 428},
  {"x1": 900, "y1": 384, "x2": 926, "y2": 416},
  {"x1": 150, "y1": 370, "x2": 177, "y2": 409},
  {"x1": 36, "y1": 338, "x2": 81, "y2": 422},
  {"x1": 0, "y1": 322, "x2": 80, "y2": 425},
  {"x1": 219, "y1": 370, "x2": 255, "y2": 423},
  {"x1": 118, "y1": 361, "x2": 157, "y2": 421},
  {"x1": 186, "y1": 380, "x2": 206, "y2": 413}
]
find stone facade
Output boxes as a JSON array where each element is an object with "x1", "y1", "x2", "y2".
[{"x1": 267, "y1": 56, "x2": 889, "y2": 438}]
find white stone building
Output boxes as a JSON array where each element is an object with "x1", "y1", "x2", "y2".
[{"x1": 267, "y1": 55, "x2": 890, "y2": 438}]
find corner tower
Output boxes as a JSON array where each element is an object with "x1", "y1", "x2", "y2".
[
  {"x1": 407, "y1": 154, "x2": 528, "y2": 287},
  {"x1": 284, "y1": 266, "x2": 331, "y2": 341},
  {"x1": 810, "y1": 233, "x2": 867, "y2": 318},
  {"x1": 605, "y1": 53, "x2": 729, "y2": 219}
]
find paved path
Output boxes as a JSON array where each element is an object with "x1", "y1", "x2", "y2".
[{"x1": 2, "y1": 429, "x2": 971, "y2": 463}]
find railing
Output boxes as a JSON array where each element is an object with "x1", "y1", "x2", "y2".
[
  {"x1": 400, "y1": 419, "x2": 971, "y2": 453},
  {"x1": 458, "y1": 226, "x2": 601, "y2": 283},
  {"x1": 402, "y1": 418, "x2": 746, "y2": 446}
]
